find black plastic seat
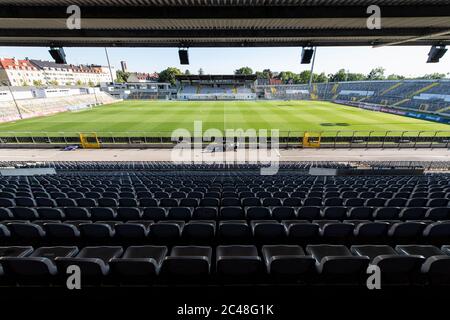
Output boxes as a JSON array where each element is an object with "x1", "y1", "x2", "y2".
[
  {"x1": 297, "y1": 207, "x2": 321, "y2": 220},
  {"x1": 427, "y1": 198, "x2": 448, "y2": 207},
  {"x1": 426, "y1": 207, "x2": 450, "y2": 220},
  {"x1": 167, "y1": 207, "x2": 192, "y2": 220},
  {"x1": 10, "y1": 207, "x2": 38, "y2": 220},
  {"x1": 351, "y1": 245, "x2": 423, "y2": 284},
  {"x1": 322, "y1": 207, "x2": 347, "y2": 219},
  {"x1": 159, "y1": 198, "x2": 178, "y2": 207},
  {"x1": 220, "y1": 207, "x2": 244, "y2": 219},
  {"x1": 55, "y1": 246, "x2": 124, "y2": 281},
  {"x1": 216, "y1": 245, "x2": 263, "y2": 276},
  {"x1": 251, "y1": 220, "x2": 286, "y2": 241},
  {"x1": 241, "y1": 197, "x2": 261, "y2": 207},
  {"x1": 180, "y1": 198, "x2": 199, "y2": 207},
  {"x1": 117, "y1": 207, "x2": 141, "y2": 220},
  {"x1": 110, "y1": 246, "x2": 167, "y2": 282},
  {"x1": 422, "y1": 222, "x2": 450, "y2": 242},
  {"x1": 193, "y1": 207, "x2": 217, "y2": 220},
  {"x1": 284, "y1": 220, "x2": 320, "y2": 242},
  {"x1": 37, "y1": 208, "x2": 65, "y2": 220},
  {"x1": 36, "y1": 198, "x2": 56, "y2": 207},
  {"x1": 365, "y1": 198, "x2": 386, "y2": 207},
  {"x1": 64, "y1": 207, "x2": 91, "y2": 220},
  {"x1": 374, "y1": 207, "x2": 400, "y2": 220},
  {"x1": 115, "y1": 222, "x2": 149, "y2": 239},
  {"x1": 79, "y1": 221, "x2": 117, "y2": 239},
  {"x1": 306, "y1": 245, "x2": 369, "y2": 281},
  {"x1": 262, "y1": 198, "x2": 282, "y2": 207},
  {"x1": 90, "y1": 207, "x2": 116, "y2": 220},
  {"x1": 323, "y1": 198, "x2": 343, "y2": 206},
  {"x1": 245, "y1": 207, "x2": 271, "y2": 220},
  {"x1": 222, "y1": 198, "x2": 241, "y2": 207},
  {"x1": 182, "y1": 221, "x2": 215, "y2": 242},
  {"x1": 318, "y1": 221, "x2": 354, "y2": 239},
  {"x1": 7, "y1": 222, "x2": 45, "y2": 240},
  {"x1": 200, "y1": 197, "x2": 219, "y2": 207},
  {"x1": 218, "y1": 220, "x2": 250, "y2": 242},
  {"x1": 348, "y1": 207, "x2": 373, "y2": 220},
  {"x1": 139, "y1": 198, "x2": 158, "y2": 207},
  {"x1": 396, "y1": 245, "x2": 450, "y2": 285},
  {"x1": 149, "y1": 221, "x2": 184, "y2": 241},
  {"x1": 142, "y1": 207, "x2": 166, "y2": 220},
  {"x1": 1, "y1": 246, "x2": 79, "y2": 284},
  {"x1": 76, "y1": 198, "x2": 97, "y2": 207},
  {"x1": 44, "y1": 222, "x2": 81, "y2": 239},
  {"x1": 303, "y1": 197, "x2": 322, "y2": 206},
  {"x1": 282, "y1": 197, "x2": 302, "y2": 206},
  {"x1": 15, "y1": 197, "x2": 36, "y2": 207},
  {"x1": 388, "y1": 222, "x2": 426, "y2": 241},
  {"x1": 353, "y1": 221, "x2": 389, "y2": 240},
  {"x1": 161, "y1": 246, "x2": 212, "y2": 276},
  {"x1": 262, "y1": 245, "x2": 315, "y2": 276},
  {"x1": 399, "y1": 207, "x2": 426, "y2": 220},
  {"x1": 271, "y1": 207, "x2": 296, "y2": 220},
  {"x1": 0, "y1": 208, "x2": 13, "y2": 220}
]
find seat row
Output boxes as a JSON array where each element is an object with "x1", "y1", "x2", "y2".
[
  {"x1": 2, "y1": 206, "x2": 450, "y2": 221},
  {"x1": 1, "y1": 244, "x2": 449, "y2": 285},
  {"x1": 3, "y1": 195, "x2": 450, "y2": 209},
  {"x1": 1, "y1": 220, "x2": 449, "y2": 244},
  {"x1": 3, "y1": 189, "x2": 450, "y2": 200},
  {"x1": 2, "y1": 195, "x2": 449, "y2": 208}
]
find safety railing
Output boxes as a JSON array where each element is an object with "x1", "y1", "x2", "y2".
[{"x1": 1, "y1": 131, "x2": 450, "y2": 148}]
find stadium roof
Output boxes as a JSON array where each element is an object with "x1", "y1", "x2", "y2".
[{"x1": 0, "y1": 0, "x2": 449, "y2": 47}]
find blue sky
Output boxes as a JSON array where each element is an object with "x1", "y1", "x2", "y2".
[{"x1": 0, "y1": 46, "x2": 448, "y2": 77}]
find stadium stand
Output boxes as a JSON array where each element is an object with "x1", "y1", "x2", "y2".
[
  {"x1": 260, "y1": 80, "x2": 450, "y2": 116},
  {"x1": 0, "y1": 92, "x2": 120, "y2": 122},
  {"x1": 177, "y1": 75, "x2": 256, "y2": 100},
  {"x1": 0, "y1": 161, "x2": 450, "y2": 286}
]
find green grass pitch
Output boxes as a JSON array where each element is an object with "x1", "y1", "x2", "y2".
[{"x1": 0, "y1": 100, "x2": 449, "y2": 137}]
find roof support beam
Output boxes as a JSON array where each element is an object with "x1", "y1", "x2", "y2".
[
  {"x1": 1, "y1": 5, "x2": 450, "y2": 19},
  {"x1": 373, "y1": 29, "x2": 450, "y2": 48}
]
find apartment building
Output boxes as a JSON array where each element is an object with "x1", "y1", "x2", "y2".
[{"x1": 0, "y1": 57, "x2": 115, "y2": 86}]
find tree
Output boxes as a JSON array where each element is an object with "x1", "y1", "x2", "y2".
[
  {"x1": 184, "y1": 69, "x2": 191, "y2": 75},
  {"x1": 367, "y1": 67, "x2": 386, "y2": 80},
  {"x1": 49, "y1": 80, "x2": 59, "y2": 86},
  {"x1": 256, "y1": 69, "x2": 273, "y2": 79},
  {"x1": 65, "y1": 82, "x2": 72, "y2": 86},
  {"x1": 21, "y1": 81, "x2": 29, "y2": 86},
  {"x1": 33, "y1": 80, "x2": 43, "y2": 87},
  {"x1": 346, "y1": 72, "x2": 366, "y2": 81},
  {"x1": 116, "y1": 70, "x2": 130, "y2": 83},
  {"x1": 234, "y1": 67, "x2": 253, "y2": 75},
  {"x1": 278, "y1": 71, "x2": 298, "y2": 84},
  {"x1": 328, "y1": 69, "x2": 348, "y2": 82},
  {"x1": 314, "y1": 72, "x2": 328, "y2": 83},
  {"x1": 88, "y1": 80, "x2": 95, "y2": 87},
  {"x1": 387, "y1": 74, "x2": 405, "y2": 80},
  {"x1": 158, "y1": 67, "x2": 182, "y2": 85},
  {"x1": 76, "y1": 80, "x2": 83, "y2": 86},
  {"x1": 198, "y1": 68, "x2": 204, "y2": 75},
  {"x1": 419, "y1": 73, "x2": 447, "y2": 80}
]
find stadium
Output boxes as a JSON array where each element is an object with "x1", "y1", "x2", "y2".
[{"x1": 1, "y1": 0, "x2": 450, "y2": 317}]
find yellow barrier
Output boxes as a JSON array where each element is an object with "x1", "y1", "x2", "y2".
[
  {"x1": 303, "y1": 132, "x2": 321, "y2": 148},
  {"x1": 79, "y1": 133, "x2": 101, "y2": 149}
]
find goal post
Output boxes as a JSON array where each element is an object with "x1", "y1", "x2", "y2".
[{"x1": 79, "y1": 132, "x2": 101, "y2": 149}]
